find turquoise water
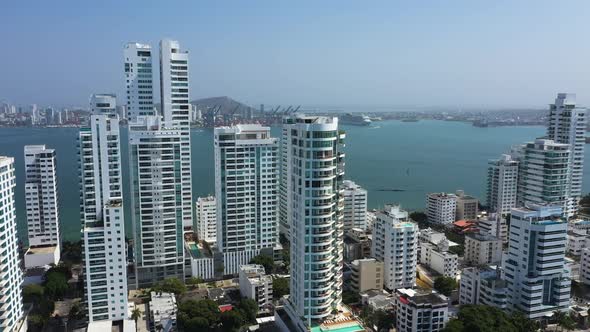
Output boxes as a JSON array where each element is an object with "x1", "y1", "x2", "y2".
[
  {"x1": 310, "y1": 324, "x2": 365, "y2": 332},
  {"x1": 189, "y1": 243, "x2": 201, "y2": 258},
  {"x1": 1, "y1": 120, "x2": 587, "y2": 242}
]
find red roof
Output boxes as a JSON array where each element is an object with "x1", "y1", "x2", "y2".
[
  {"x1": 453, "y1": 220, "x2": 475, "y2": 228},
  {"x1": 219, "y1": 304, "x2": 233, "y2": 312}
]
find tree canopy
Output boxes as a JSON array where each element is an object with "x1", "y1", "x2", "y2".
[
  {"x1": 433, "y1": 276, "x2": 457, "y2": 296},
  {"x1": 442, "y1": 305, "x2": 539, "y2": 332},
  {"x1": 272, "y1": 277, "x2": 289, "y2": 299},
  {"x1": 249, "y1": 254, "x2": 275, "y2": 274},
  {"x1": 152, "y1": 277, "x2": 187, "y2": 296}
]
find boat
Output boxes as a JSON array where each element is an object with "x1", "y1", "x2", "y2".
[{"x1": 340, "y1": 113, "x2": 371, "y2": 126}]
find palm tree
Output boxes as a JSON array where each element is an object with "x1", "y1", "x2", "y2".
[{"x1": 131, "y1": 307, "x2": 142, "y2": 332}]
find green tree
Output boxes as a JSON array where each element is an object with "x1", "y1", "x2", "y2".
[
  {"x1": 342, "y1": 291, "x2": 360, "y2": 305},
  {"x1": 187, "y1": 276, "x2": 204, "y2": 286},
  {"x1": 373, "y1": 309, "x2": 395, "y2": 332},
  {"x1": 28, "y1": 314, "x2": 46, "y2": 330},
  {"x1": 131, "y1": 307, "x2": 142, "y2": 332},
  {"x1": 510, "y1": 312, "x2": 539, "y2": 332},
  {"x1": 178, "y1": 299, "x2": 221, "y2": 329},
  {"x1": 153, "y1": 277, "x2": 187, "y2": 296},
  {"x1": 23, "y1": 284, "x2": 44, "y2": 303},
  {"x1": 46, "y1": 262, "x2": 73, "y2": 280},
  {"x1": 220, "y1": 310, "x2": 244, "y2": 332},
  {"x1": 183, "y1": 317, "x2": 209, "y2": 332},
  {"x1": 69, "y1": 302, "x2": 84, "y2": 321},
  {"x1": 44, "y1": 271, "x2": 68, "y2": 300},
  {"x1": 433, "y1": 276, "x2": 457, "y2": 296},
  {"x1": 442, "y1": 305, "x2": 519, "y2": 332},
  {"x1": 249, "y1": 254, "x2": 275, "y2": 274},
  {"x1": 272, "y1": 277, "x2": 289, "y2": 299},
  {"x1": 238, "y1": 298, "x2": 258, "y2": 323},
  {"x1": 409, "y1": 211, "x2": 429, "y2": 228}
]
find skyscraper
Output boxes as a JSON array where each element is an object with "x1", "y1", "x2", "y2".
[
  {"x1": 487, "y1": 154, "x2": 519, "y2": 215},
  {"x1": 371, "y1": 205, "x2": 418, "y2": 290},
  {"x1": 547, "y1": 93, "x2": 587, "y2": 214},
  {"x1": 281, "y1": 115, "x2": 345, "y2": 330},
  {"x1": 0, "y1": 157, "x2": 24, "y2": 332},
  {"x1": 80, "y1": 95, "x2": 128, "y2": 322},
  {"x1": 124, "y1": 43, "x2": 155, "y2": 121},
  {"x1": 214, "y1": 124, "x2": 279, "y2": 274},
  {"x1": 342, "y1": 180, "x2": 368, "y2": 231},
  {"x1": 24, "y1": 145, "x2": 60, "y2": 268},
  {"x1": 503, "y1": 204, "x2": 570, "y2": 319},
  {"x1": 126, "y1": 40, "x2": 193, "y2": 287},
  {"x1": 517, "y1": 139, "x2": 572, "y2": 216}
]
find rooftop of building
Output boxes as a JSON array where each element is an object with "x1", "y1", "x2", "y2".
[
  {"x1": 26, "y1": 245, "x2": 59, "y2": 255},
  {"x1": 185, "y1": 239, "x2": 213, "y2": 259},
  {"x1": 396, "y1": 288, "x2": 448, "y2": 306},
  {"x1": 149, "y1": 291, "x2": 177, "y2": 322},
  {"x1": 197, "y1": 195, "x2": 215, "y2": 203},
  {"x1": 283, "y1": 114, "x2": 338, "y2": 125},
  {"x1": 428, "y1": 192, "x2": 457, "y2": 199}
]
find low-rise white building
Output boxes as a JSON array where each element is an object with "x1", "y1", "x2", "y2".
[
  {"x1": 195, "y1": 196, "x2": 216, "y2": 244},
  {"x1": 427, "y1": 193, "x2": 457, "y2": 225},
  {"x1": 149, "y1": 292, "x2": 177, "y2": 332},
  {"x1": 420, "y1": 241, "x2": 458, "y2": 278},
  {"x1": 459, "y1": 266, "x2": 508, "y2": 310},
  {"x1": 239, "y1": 264, "x2": 273, "y2": 309},
  {"x1": 567, "y1": 229, "x2": 589, "y2": 256},
  {"x1": 477, "y1": 213, "x2": 508, "y2": 243},
  {"x1": 464, "y1": 233, "x2": 503, "y2": 266},
  {"x1": 185, "y1": 240, "x2": 216, "y2": 280},
  {"x1": 395, "y1": 288, "x2": 449, "y2": 332}
]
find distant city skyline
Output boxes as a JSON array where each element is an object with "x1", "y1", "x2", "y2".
[{"x1": 2, "y1": 1, "x2": 590, "y2": 109}]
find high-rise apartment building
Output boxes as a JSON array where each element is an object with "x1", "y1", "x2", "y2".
[
  {"x1": 455, "y1": 190, "x2": 478, "y2": 220},
  {"x1": 79, "y1": 95, "x2": 128, "y2": 322},
  {"x1": 350, "y1": 258, "x2": 384, "y2": 293},
  {"x1": 547, "y1": 93, "x2": 586, "y2": 214},
  {"x1": 464, "y1": 233, "x2": 502, "y2": 266},
  {"x1": 0, "y1": 157, "x2": 25, "y2": 332},
  {"x1": 426, "y1": 192, "x2": 457, "y2": 224},
  {"x1": 129, "y1": 116, "x2": 187, "y2": 287},
  {"x1": 23, "y1": 145, "x2": 60, "y2": 268},
  {"x1": 124, "y1": 43, "x2": 155, "y2": 121},
  {"x1": 342, "y1": 180, "x2": 368, "y2": 231},
  {"x1": 281, "y1": 115, "x2": 346, "y2": 330},
  {"x1": 517, "y1": 139, "x2": 572, "y2": 217},
  {"x1": 214, "y1": 124, "x2": 279, "y2": 275},
  {"x1": 487, "y1": 154, "x2": 519, "y2": 215},
  {"x1": 239, "y1": 264, "x2": 273, "y2": 309},
  {"x1": 195, "y1": 196, "x2": 217, "y2": 244},
  {"x1": 371, "y1": 205, "x2": 418, "y2": 290},
  {"x1": 503, "y1": 204, "x2": 570, "y2": 319}
]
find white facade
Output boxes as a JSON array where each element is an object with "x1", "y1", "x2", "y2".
[
  {"x1": 195, "y1": 196, "x2": 216, "y2": 244},
  {"x1": 342, "y1": 180, "x2": 368, "y2": 231},
  {"x1": 282, "y1": 115, "x2": 345, "y2": 328},
  {"x1": 24, "y1": 144, "x2": 60, "y2": 267},
  {"x1": 547, "y1": 93, "x2": 586, "y2": 214},
  {"x1": 420, "y1": 241, "x2": 458, "y2": 278},
  {"x1": 124, "y1": 43, "x2": 155, "y2": 121},
  {"x1": 149, "y1": 292, "x2": 177, "y2": 332},
  {"x1": 371, "y1": 205, "x2": 418, "y2": 290},
  {"x1": 90, "y1": 94, "x2": 117, "y2": 115},
  {"x1": 487, "y1": 154, "x2": 519, "y2": 215},
  {"x1": 426, "y1": 193, "x2": 456, "y2": 224},
  {"x1": 464, "y1": 233, "x2": 503, "y2": 266},
  {"x1": 239, "y1": 264, "x2": 273, "y2": 309},
  {"x1": 503, "y1": 205, "x2": 570, "y2": 319},
  {"x1": 580, "y1": 247, "x2": 590, "y2": 285},
  {"x1": 395, "y1": 288, "x2": 448, "y2": 332},
  {"x1": 79, "y1": 107, "x2": 128, "y2": 322},
  {"x1": 516, "y1": 139, "x2": 573, "y2": 217},
  {"x1": 129, "y1": 116, "x2": 187, "y2": 287},
  {"x1": 0, "y1": 157, "x2": 24, "y2": 332},
  {"x1": 566, "y1": 229, "x2": 589, "y2": 256},
  {"x1": 477, "y1": 213, "x2": 508, "y2": 243},
  {"x1": 214, "y1": 124, "x2": 279, "y2": 275},
  {"x1": 459, "y1": 266, "x2": 508, "y2": 310}
]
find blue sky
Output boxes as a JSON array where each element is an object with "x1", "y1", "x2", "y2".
[{"x1": 2, "y1": 1, "x2": 590, "y2": 109}]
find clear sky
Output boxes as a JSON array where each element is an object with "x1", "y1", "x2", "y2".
[{"x1": 2, "y1": 1, "x2": 590, "y2": 110}]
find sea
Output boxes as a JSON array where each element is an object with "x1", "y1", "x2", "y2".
[{"x1": 1, "y1": 120, "x2": 586, "y2": 242}]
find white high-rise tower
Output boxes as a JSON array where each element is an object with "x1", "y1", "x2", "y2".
[
  {"x1": 214, "y1": 124, "x2": 279, "y2": 275},
  {"x1": 0, "y1": 157, "x2": 25, "y2": 332},
  {"x1": 124, "y1": 43, "x2": 155, "y2": 121},
  {"x1": 281, "y1": 115, "x2": 346, "y2": 330},
  {"x1": 24, "y1": 144, "x2": 61, "y2": 267},
  {"x1": 547, "y1": 93, "x2": 586, "y2": 214},
  {"x1": 486, "y1": 154, "x2": 519, "y2": 215},
  {"x1": 80, "y1": 95, "x2": 128, "y2": 322}
]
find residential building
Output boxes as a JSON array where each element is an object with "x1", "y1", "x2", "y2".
[
  {"x1": 547, "y1": 93, "x2": 586, "y2": 215},
  {"x1": 426, "y1": 193, "x2": 457, "y2": 224},
  {"x1": 195, "y1": 196, "x2": 216, "y2": 244},
  {"x1": 281, "y1": 115, "x2": 346, "y2": 331},
  {"x1": 23, "y1": 145, "x2": 60, "y2": 267},
  {"x1": 350, "y1": 258, "x2": 384, "y2": 293},
  {"x1": 214, "y1": 124, "x2": 279, "y2": 275},
  {"x1": 420, "y1": 240, "x2": 458, "y2": 278},
  {"x1": 477, "y1": 213, "x2": 508, "y2": 243},
  {"x1": 372, "y1": 205, "x2": 418, "y2": 290},
  {"x1": 418, "y1": 228, "x2": 446, "y2": 246},
  {"x1": 148, "y1": 292, "x2": 177, "y2": 332},
  {"x1": 580, "y1": 248, "x2": 590, "y2": 285},
  {"x1": 459, "y1": 266, "x2": 508, "y2": 310},
  {"x1": 455, "y1": 190, "x2": 478, "y2": 221},
  {"x1": 124, "y1": 43, "x2": 155, "y2": 120},
  {"x1": 567, "y1": 229, "x2": 589, "y2": 256},
  {"x1": 464, "y1": 233, "x2": 503, "y2": 266},
  {"x1": 184, "y1": 239, "x2": 216, "y2": 280},
  {"x1": 487, "y1": 154, "x2": 519, "y2": 215},
  {"x1": 79, "y1": 98, "x2": 128, "y2": 322},
  {"x1": 0, "y1": 157, "x2": 25, "y2": 332},
  {"x1": 343, "y1": 228, "x2": 371, "y2": 262},
  {"x1": 239, "y1": 264, "x2": 273, "y2": 309},
  {"x1": 569, "y1": 219, "x2": 590, "y2": 234},
  {"x1": 516, "y1": 139, "x2": 572, "y2": 217},
  {"x1": 503, "y1": 204, "x2": 571, "y2": 319},
  {"x1": 129, "y1": 116, "x2": 187, "y2": 287},
  {"x1": 342, "y1": 180, "x2": 368, "y2": 231},
  {"x1": 395, "y1": 288, "x2": 449, "y2": 332}
]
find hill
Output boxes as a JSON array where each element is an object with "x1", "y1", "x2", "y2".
[{"x1": 190, "y1": 96, "x2": 253, "y2": 116}]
